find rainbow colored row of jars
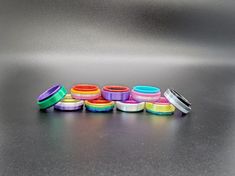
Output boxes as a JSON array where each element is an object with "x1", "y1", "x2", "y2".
[{"x1": 37, "y1": 84, "x2": 192, "y2": 115}]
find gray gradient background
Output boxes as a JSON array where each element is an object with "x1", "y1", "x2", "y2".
[{"x1": 0, "y1": 0, "x2": 235, "y2": 176}]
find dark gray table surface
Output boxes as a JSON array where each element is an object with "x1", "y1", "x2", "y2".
[{"x1": 0, "y1": 0, "x2": 235, "y2": 176}]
